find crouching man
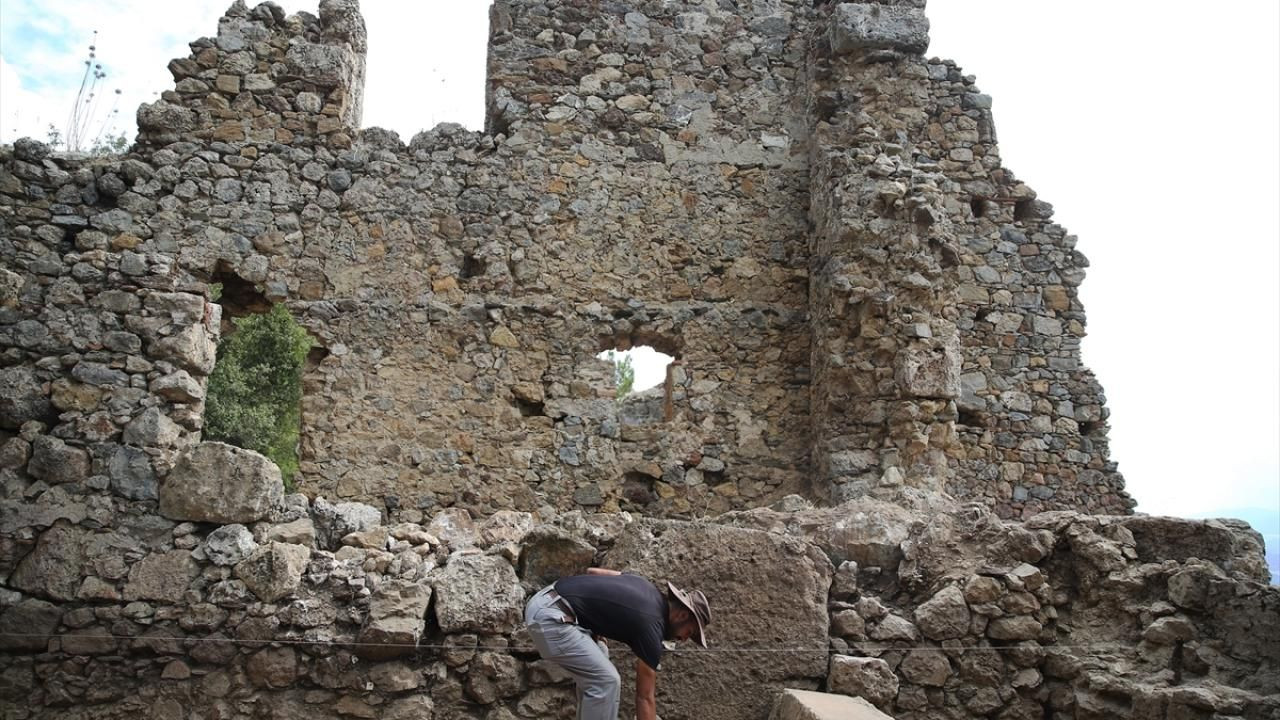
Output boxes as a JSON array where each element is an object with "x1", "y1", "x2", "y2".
[{"x1": 524, "y1": 567, "x2": 711, "y2": 720}]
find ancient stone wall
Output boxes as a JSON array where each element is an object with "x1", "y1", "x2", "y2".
[
  {"x1": 0, "y1": 0, "x2": 1130, "y2": 520},
  {"x1": 7, "y1": 1, "x2": 1264, "y2": 719}
]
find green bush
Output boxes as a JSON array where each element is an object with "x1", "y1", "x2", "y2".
[{"x1": 204, "y1": 304, "x2": 312, "y2": 488}]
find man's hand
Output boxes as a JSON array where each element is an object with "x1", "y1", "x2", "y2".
[{"x1": 635, "y1": 658, "x2": 657, "y2": 720}]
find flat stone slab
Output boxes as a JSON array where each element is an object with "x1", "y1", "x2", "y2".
[{"x1": 770, "y1": 689, "x2": 895, "y2": 720}]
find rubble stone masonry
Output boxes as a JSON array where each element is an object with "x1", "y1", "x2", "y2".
[{"x1": 2, "y1": 1, "x2": 1274, "y2": 720}]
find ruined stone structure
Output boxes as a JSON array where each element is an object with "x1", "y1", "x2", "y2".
[{"x1": 1, "y1": 1, "x2": 1276, "y2": 719}]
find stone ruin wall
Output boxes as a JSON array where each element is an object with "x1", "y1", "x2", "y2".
[
  {"x1": 1, "y1": 0, "x2": 1128, "y2": 524},
  {"x1": 1, "y1": 1, "x2": 1275, "y2": 719}
]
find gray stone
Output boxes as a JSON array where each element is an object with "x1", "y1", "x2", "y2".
[
  {"x1": 0, "y1": 367, "x2": 52, "y2": 429},
  {"x1": 265, "y1": 518, "x2": 316, "y2": 547},
  {"x1": 150, "y1": 324, "x2": 216, "y2": 375},
  {"x1": 152, "y1": 370, "x2": 205, "y2": 402},
  {"x1": 900, "y1": 647, "x2": 951, "y2": 686},
  {"x1": 201, "y1": 524, "x2": 258, "y2": 566},
  {"x1": 123, "y1": 550, "x2": 200, "y2": 602},
  {"x1": 914, "y1": 583, "x2": 971, "y2": 640},
  {"x1": 432, "y1": 554, "x2": 524, "y2": 634},
  {"x1": 11, "y1": 523, "x2": 86, "y2": 601},
  {"x1": 235, "y1": 542, "x2": 310, "y2": 602},
  {"x1": 161, "y1": 442, "x2": 283, "y2": 524},
  {"x1": 28, "y1": 436, "x2": 90, "y2": 485},
  {"x1": 0, "y1": 598, "x2": 61, "y2": 651},
  {"x1": 828, "y1": 655, "x2": 899, "y2": 708},
  {"x1": 312, "y1": 497, "x2": 381, "y2": 549},
  {"x1": 123, "y1": 408, "x2": 183, "y2": 447},
  {"x1": 830, "y1": 3, "x2": 930, "y2": 56},
  {"x1": 517, "y1": 524, "x2": 596, "y2": 588},
  {"x1": 356, "y1": 578, "x2": 432, "y2": 660},
  {"x1": 109, "y1": 446, "x2": 157, "y2": 500},
  {"x1": 770, "y1": 689, "x2": 893, "y2": 720},
  {"x1": 425, "y1": 506, "x2": 476, "y2": 549}
]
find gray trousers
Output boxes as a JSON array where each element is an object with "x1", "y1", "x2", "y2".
[{"x1": 525, "y1": 584, "x2": 621, "y2": 720}]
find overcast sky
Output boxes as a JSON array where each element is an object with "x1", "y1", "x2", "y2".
[{"x1": 2, "y1": 1, "x2": 1275, "y2": 518}]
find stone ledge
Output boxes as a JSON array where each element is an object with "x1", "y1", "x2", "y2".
[{"x1": 770, "y1": 689, "x2": 895, "y2": 720}]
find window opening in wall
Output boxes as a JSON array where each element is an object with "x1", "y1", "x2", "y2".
[
  {"x1": 970, "y1": 196, "x2": 989, "y2": 219},
  {"x1": 596, "y1": 346, "x2": 674, "y2": 400},
  {"x1": 1014, "y1": 199, "x2": 1034, "y2": 221},
  {"x1": 204, "y1": 277, "x2": 313, "y2": 489}
]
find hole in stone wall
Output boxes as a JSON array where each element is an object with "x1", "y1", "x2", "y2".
[
  {"x1": 957, "y1": 408, "x2": 987, "y2": 428},
  {"x1": 515, "y1": 395, "x2": 545, "y2": 417},
  {"x1": 621, "y1": 471, "x2": 658, "y2": 509},
  {"x1": 211, "y1": 264, "x2": 272, "y2": 325},
  {"x1": 970, "y1": 197, "x2": 989, "y2": 219},
  {"x1": 596, "y1": 346, "x2": 674, "y2": 399},
  {"x1": 1014, "y1": 199, "x2": 1034, "y2": 221},
  {"x1": 1079, "y1": 420, "x2": 1101, "y2": 436},
  {"x1": 205, "y1": 272, "x2": 314, "y2": 489},
  {"x1": 460, "y1": 254, "x2": 486, "y2": 280}
]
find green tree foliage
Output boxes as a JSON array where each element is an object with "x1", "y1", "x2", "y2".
[
  {"x1": 205, "y1": 304, "x2": 312, "y2": 487},
  {"x1": 610, "y1": 351, "x2": 635, "y2": 400}
]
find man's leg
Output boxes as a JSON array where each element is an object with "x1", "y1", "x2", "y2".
[{"x1": 525, "y1": 589, "x2": 621, "y2": 720}]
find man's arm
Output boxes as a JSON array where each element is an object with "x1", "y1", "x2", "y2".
[
  {"x1": 634, "y1": 658, "x2": 657, "y2": 720},
  {"x1": 586, "y1": 567, "x2": 622, "y2": 576}
]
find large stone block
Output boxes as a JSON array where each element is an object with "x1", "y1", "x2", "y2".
[
  {"x1": 829, "y1": 655, "x2": 899, "y2": 709},
  {"x1": 0, "y1": 598, "x2": 61, "y2": 651},
  {"x1": 161, "y1": 442, "x2": 283, "y2": 524},
  {"x1": 11, "y1": 523, "x2": 87, "y2": 601},
  {"x1": 431, "y1": 554, "x2": 524, "y2": 634},
  {"x1": 356, "y1": 578, "x2": 432, "y2": 660},
  {"x1": 0, "y1": 366, "x2": 51, "y2": 429},
  {"x1": 312, "y1": 497, "x2": 381, "y2": 550},
  {"x1": 770, "y1": 689, "x2": 895, "y2": 720},
  {"x1": 830, "y1": 3, "x2": 930, "y2": 56},
  {"x1": 605, "y1": 519, "x2": 833, "y2": 720},
  {"x1": 235, "y1": 542, "x2": 310, "y2": 602},
  {"x1": 124, "y1": 550, "x2": 200, "y2": 602},
  {"x1": 517, "y1": 524, "x2": 596, "y2": 588}
]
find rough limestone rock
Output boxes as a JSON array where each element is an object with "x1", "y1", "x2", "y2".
[
  {"x1": 770, "y1": 689, "x2": 894, "y2": 720},
  {"x1": 10, "y1": 523, "x2": 86, "y2": 601},
  {"x1": 477, "y1": 510, "x2": 534, "y2": 548},
  {"x1": 829, "y1": 655, "x2": 899, "y2": 709},
  {"x1": 0, "y1": 598, "x2": 62, "y2": 651},
  {"x1": 516, "y1": 524, "x2": 596, "y2": 588},
  {"x1": 235, "y1": 542, "x2": 310, "y2": 602},
  {"x1": 1122, "y1": 515, "x2": 1271, "y2": 583},
  {"x1": 27, "y1": 436, "x2": 90, "y2": 486},
  {"x1": 122, "y1": 407, "x2": 183, "y2": 447},
  {"x1": 426, "y1": 507, "x2": 478, "y2": 549},
  {"x1": 311, "y1": 497, "x2": 381, "y2": 550},
  {"x1": 356, "y1": 578, "x2": 432, "y2": 660},
  {"x1": 432, "y1": 553, "x2": 524, "y2": 634},
  {"x1": 123, "y1": 550, "x2": 200, "y2": 602},
  {"x1": 265, "y1": 518, "x2": 317, "y2": 547},
  {"x1": 200, "y1": 524, "x2": 259, "y2": 566},
  {"x1": 605, "y1": 519, "x2": 833, "y2": 720},
  {"x1": 914, "y1": 584, "x2": 970, "y2": 640},
  {"x1": 0, "y1": 366, "x2": 51, "y2": 429},
  {"x1": 830, "y1": 3, "x2": 931, "y2": 56},
  {"x1": 161, "y1": 442, "x2": 283, "y2": 524},
  {"x1": 720, "y1": 498, "x2": 915, "y2": 569}
]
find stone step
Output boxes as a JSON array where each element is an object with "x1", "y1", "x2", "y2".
[{"x1": 770, "y1": 689, "x2": 895, "y2": 720}]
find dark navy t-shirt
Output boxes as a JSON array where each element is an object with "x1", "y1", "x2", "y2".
[{"x1": 554, "y1": 574, "x2": 668, "y2": 670}]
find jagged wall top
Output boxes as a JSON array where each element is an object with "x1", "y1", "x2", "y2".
[{"x1": 136, "y1": 0, "x2": 366, "y2": 149}]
